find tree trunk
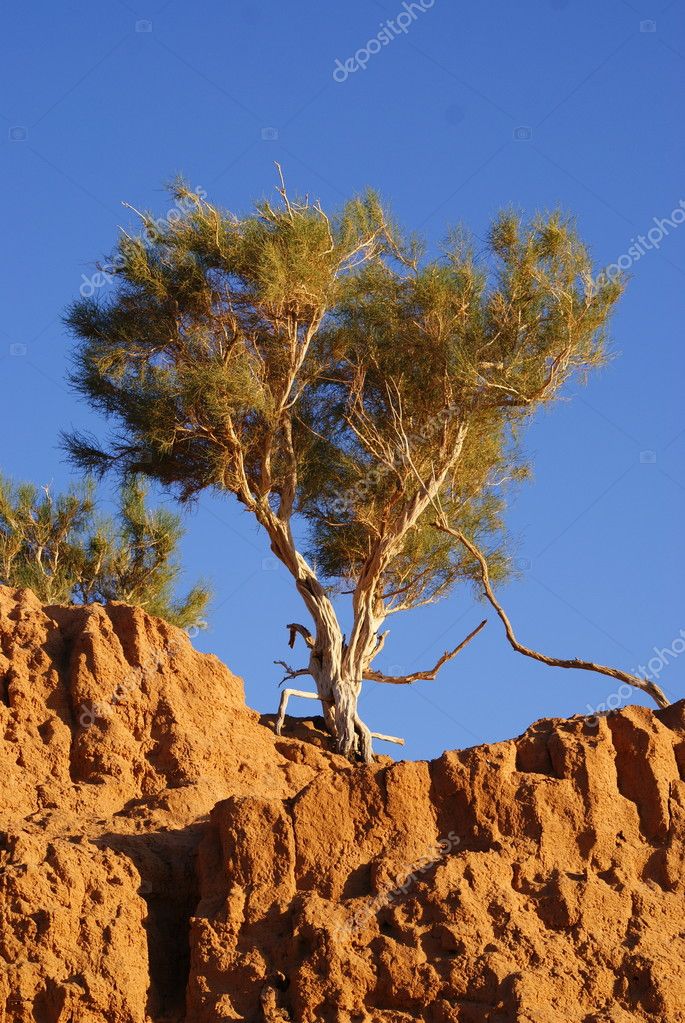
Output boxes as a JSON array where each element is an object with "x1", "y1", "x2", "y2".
[
  {"x1": 289, "y1": 582, "x2": 373, "y2": 761},
  {"x1": 310, "y1": 654, "x2": 374, "y2": 762},
  {"x1": 330, "y1": 675, "x2": 373, "y2": 761},
  {"x1": 264, "y1": 519, "x2": 377, "y2": 761}
]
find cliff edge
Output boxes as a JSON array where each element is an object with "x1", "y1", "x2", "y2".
[{"x1": 0, "y1": 585, "x2": 684, "y2": 1023}]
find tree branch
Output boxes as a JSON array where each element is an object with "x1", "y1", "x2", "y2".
[
  {"x1": 434, "y1": 522, "x2": 671, "y2": 711},
  {"x1": 274, "y1": 660, "x2": 312, "y2": 686},
  {"x1": 275, "y1": 687, "x2": 319, "y2": 735},
  {"x1": 364, "y1": 618, "x2": 487, "y2": 685},
  {"x1": 286, "y1": 622, "x2": 315, "y2": 649}
]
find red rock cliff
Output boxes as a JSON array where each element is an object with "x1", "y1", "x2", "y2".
[{"x1": 0, "y1": 585, "x2": 684, "y2": 1022}]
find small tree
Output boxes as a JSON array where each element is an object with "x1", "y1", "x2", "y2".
[
  {"x1": 64, "y1": 177, "x2": 623, "y2": 760},
  {"x1": 0, "y1": 477, "x2": 94, "y2": 604},
  {"x1": 0, "y1": 474, "x2": 209, "y2": 629}
]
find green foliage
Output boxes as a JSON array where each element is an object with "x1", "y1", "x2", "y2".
[
  {"x1": 0, "y1": 475, "x2": 209, "y2": 628},
  {"x1": 0, "y1": 477, "x2": 95, "y2": 605},
  {"x1": 64, "y1": 181, "x2": 622, "y2": 620}
]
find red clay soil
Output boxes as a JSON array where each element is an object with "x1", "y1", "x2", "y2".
[{"x1": 0, "y1": 584, "x2": 683, "y2": 1022}]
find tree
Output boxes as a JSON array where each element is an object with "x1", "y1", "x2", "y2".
[
  {"x1": 0, "y1": 474, "x2": 209, "y2": 629},
  {"x1": 0, "y1": 476, "x2": 94, "y2": 605},
  {"x1": 64, "y1": 175, "x2": 623, "y2": 760}
]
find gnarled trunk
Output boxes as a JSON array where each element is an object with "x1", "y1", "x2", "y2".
[
  {"x1": 291, "y1": 580, "x2": 375, "y2": 762},
  {"x1": 330, "y1": 676, "x2": 373, "y2": 762},
  {"x1": 265, "y1": 518, "x2": 379, "y2": 761}
]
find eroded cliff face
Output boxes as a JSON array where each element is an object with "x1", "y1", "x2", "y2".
[{"x1": 0, "y1": 584, "x2": 684, "y2": 1023}]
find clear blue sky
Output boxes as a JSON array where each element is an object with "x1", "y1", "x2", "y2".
[{"x1": 1, "y1": 0, "x2": 683, "y2": 761}]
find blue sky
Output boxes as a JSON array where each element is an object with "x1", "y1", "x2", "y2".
[{"x1": 1, "y1": 0, "x2": 683, "y2": 761}]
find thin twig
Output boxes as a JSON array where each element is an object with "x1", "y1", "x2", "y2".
[
  {"x1": 364, "y1": 618, "x2": 487, "y2": 685},
  {"x1": 274, "y1": 660, "x2": 311, "y2": 687}
]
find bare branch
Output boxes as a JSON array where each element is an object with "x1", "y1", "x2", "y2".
[
  {"x1": 364, "y1": 618, "x2": 487, "y2": 685},
  {"x1": 370, "y1": 731, "x2": 405, "y2": 747},
  {"x1": 435, "y1": 522, "x2": 671, "y2": 711},
  {"x1": 274, "y1": 660, "x2": 312, "y2": 686},
  {"x1": 286, "y1": 622, "x2": 315, "y2": 649},
  {"x1": 274, "y1": 162, "x2": 294, "y2": 220},
  {"x1": 275, "y1": 687, "x2": 319, "y2": 735}
]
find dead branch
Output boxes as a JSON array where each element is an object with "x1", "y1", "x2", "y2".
[
  {"x1": 434, "y1": 522, "x2": 671, "y2": 710},
  {"x1": 364, "y1": 618, "x2": 487, "y2": 685},
  {"x1": 274, "y1": 660, "x2": 311, "y2": 686},
  {"x1": 274, "y1": 162, "x2": 295, "y2": 220},
  {"x1": 287, "y1": 622, "x2": 315, "y2": 649},
  {"x1": 275, "y1": 687, "x2": 319, "y2": 735},
  {"x1": 370, "y1": 730, "x2": 405, "y2": 747}
]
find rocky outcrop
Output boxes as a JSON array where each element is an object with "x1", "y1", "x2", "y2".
[
  {"x1": 0, "y1": 585, "x2": 339, "y2": 1023},
  {"x1": 1, "y1": 585, "x2": 684, "y2": 1022}
]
